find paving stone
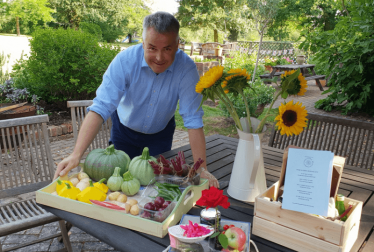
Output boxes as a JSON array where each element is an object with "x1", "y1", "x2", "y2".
[
  {"x1": 82, "y1": 241, "x2": 116, "y2": 251},
  {"x1": 70, "y1": 226, "x2": 87, "y2": 234},
  {"x1": 25, "y1": 225, "x2": 43, "y2": 234},
  {"x1": 48, "y1": 238, "x2": 66, "y2": 251},
  {"x1": 3, "y1": 241, "x2": 51, "y2": 252},
  {"x1": 69, "y1": 233, "x2": 100, "y2": 242},
  {"x1": 2, "y1": 234, "x2": 38, "y2": 244},
  {"x1": 39, "y1": 224, "x2": 59, "y2": 238}
]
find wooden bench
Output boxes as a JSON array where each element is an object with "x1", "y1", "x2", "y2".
[
  {"x1": 268, "y1": 112, "x2": 374, "y2": 170},
  {"x1": 260, "y1": 72, "x2": 284, "y2": 84},
  {"x1": 0, "y1": 115, "x2": 72, "y2": 251},
  {"x1": 67, "y1": 100, "x2": 112, "y2": 156},
  {"x1": 304, "y1": 75, "x2": 325, "y2": 81}
]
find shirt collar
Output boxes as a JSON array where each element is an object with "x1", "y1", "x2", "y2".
[{"x1": 141, "y1": 49, "x2": 178, "y2": 74}]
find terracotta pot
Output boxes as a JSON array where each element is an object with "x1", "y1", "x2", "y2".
[
  {"x1": 318, "y1": 80, "x2": 326, "y2": 87},
  {"x1": 265, "y1": 65, "x2": 272, "y2": 72},
  {"x1": 214, "y1": 48, "x2": 223, "y2": 56}
]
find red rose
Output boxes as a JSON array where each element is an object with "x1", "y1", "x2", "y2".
[{"x1": 196, "y1": 186, "x2": 230, "y2": 209}]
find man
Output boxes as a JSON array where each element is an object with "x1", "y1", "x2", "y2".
[{"x1": 54, "y1": 12, "x2": 219, "y2": 188}]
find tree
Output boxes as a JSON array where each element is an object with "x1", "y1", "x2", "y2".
[
  {"x1": 247, "y1": 0, "x2": 280, "y2": 82},
  {"x1": 177, "y1": 0, "x2": 247, "y2": 42},
  {"x1": 9, "y1": 0, "x2": 54, "y2": 36},
  {"x1": 49, "y1": 0, "x2": 150, "y2": 42}
]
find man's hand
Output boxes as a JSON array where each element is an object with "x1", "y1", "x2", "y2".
[
  {"x1": 53, "y1": 153, "x2": 81, "y2": 180},
  {"x1": 200, "y1": 168, "x2": 219, "y2": 188}
]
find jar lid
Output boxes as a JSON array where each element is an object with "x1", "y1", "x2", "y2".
[
  {"x1": 200, "y1": 208, "x2": 221, "y2": 220},
  {"x1": 337, "y1": 194, "x2": 345, "y2": 201}
]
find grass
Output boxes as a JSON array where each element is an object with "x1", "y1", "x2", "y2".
[{"x1": 175, "y1": 103, "x2": 238, "y2": 137}]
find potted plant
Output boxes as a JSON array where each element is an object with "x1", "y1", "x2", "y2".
[
  {"x1": 264, "y1": 57, "x2": 277, "y2": 72},
  {"x1": 215, "y1": 45, "x2": 223, "y2": 57}
]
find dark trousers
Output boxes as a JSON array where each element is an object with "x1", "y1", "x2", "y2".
[{"x1": 109, "y1": 110, "x2": 176, "y2": 159}]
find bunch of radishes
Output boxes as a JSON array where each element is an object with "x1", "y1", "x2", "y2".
[{"x1": 148, "y1": 151, "x2": 204, "y2": 179}]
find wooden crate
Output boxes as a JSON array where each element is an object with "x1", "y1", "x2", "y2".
[
  {"x1": 253, "y1": 154, "x2": 363, "y2": 252},
  {"x1": 36, "y1": 174, "x2": 209, "y2": 238}
]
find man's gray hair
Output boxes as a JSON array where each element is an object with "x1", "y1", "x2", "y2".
[{"x1": 142, "y1": 12, "x2": 180, "y2": 42}]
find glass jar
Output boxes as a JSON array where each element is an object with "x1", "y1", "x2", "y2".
[
  {"x1": 200, "y1": 208, "x2": 223, "y2": 250},
  {"x1": 336, "y1": 194, "x2": 347, "y2": 221}
]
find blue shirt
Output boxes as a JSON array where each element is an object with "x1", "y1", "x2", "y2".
[{"x1": 87, "y1": 44, "x2": 204, "y2": 134}]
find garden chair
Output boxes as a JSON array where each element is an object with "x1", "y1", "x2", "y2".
[
  {"x1": 201, "y1": 42, "x2": 222, "y2": 56},
  {"x1": 67, "y1": 100, "x2": 112, "y2": 157},
  {"x1": 268, "y1": 112, "x2": 374, "y2": 170},
  {"x1": 190, "y1": 42, "x2": 203, "y2": 56},
  {"x1": 0, "y1": 115, "x2": 72, "y2": 252}
]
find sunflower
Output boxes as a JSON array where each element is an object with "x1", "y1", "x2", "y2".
[
  {"x1": 227, "y1": 68, "x2": 251, "y2": 80},
  {"x1": 281, "y1": 70, "x2": 307, "y2": 96},
  {"x1": 297, "y1": 74, "x2": 307, "y2": 96},
  {"x1": 195, "y1": 65, "x2": 224, "y2": 93},
  {"x1": 221, "y1": 80, "x2": 229, "y2": 94},
  {"x1": 275, "y1": 101, "x2": 308, "y2": 136}
]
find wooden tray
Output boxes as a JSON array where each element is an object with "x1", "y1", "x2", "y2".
[{"x1": 36, "y1": 174, "x2": 209, "y2": 238}]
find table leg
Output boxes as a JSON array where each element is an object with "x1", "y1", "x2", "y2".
[
  {"x1": 315, "y1": 79, "x2": 324, "y2": 91},
  {"x1": 310, "y1": 67, "x2": 324, "y2": 91}
]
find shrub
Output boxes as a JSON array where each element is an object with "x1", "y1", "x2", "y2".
[
  {"x1": 80, "y1": 22, "x2": 103, "y2": 41},
  {"x1": 224, "y1": 51, "x2": 265, "y2": 80},
  {"x1": 219, "y1": 79, "x2": 276, "y2": 118},
  {"x1": 12, "y1": 28, "x2": 120, "y2": 104},
  {"x1": 301, "y1": 3, "x2": 374, "y2": 115}
]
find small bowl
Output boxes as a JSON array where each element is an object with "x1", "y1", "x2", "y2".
[{"x1": 168, "y1": 224, "x2": 214, "y2": 243}]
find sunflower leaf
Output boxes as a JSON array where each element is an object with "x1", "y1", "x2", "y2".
[{"x1": 281, "y1": 91, "x2": 289, "y2": 99}]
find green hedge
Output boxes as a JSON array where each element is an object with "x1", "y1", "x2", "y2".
[{"x1": 12, "y1": 28, "x2": 120, "y2": 103}]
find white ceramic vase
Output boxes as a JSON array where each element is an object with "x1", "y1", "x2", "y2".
[{"x1": 227, "y1": 117, "x2": 267, "y2": 202}]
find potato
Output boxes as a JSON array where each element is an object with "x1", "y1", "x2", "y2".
[
  {"x1": 127, "y1": 199, "x2": 138, "y2": 207},
  {"x1": 117, "y1": 194, "x2": 127, "y2": 203},
  {"x1": 130, "y1": 204, "x2": 139, "y2": 215},
  {"x1": 78, "y1": 172, "x2": 89, "y2": 181},
  {"x1": 124, "y1": 203, "x2": 132, "y2": 214},
  {"x1": 80, "y1": 178, "x2": 90, "y2": 183},
  {"x1": 108, "y1": 192, "x2": 121, "y2": 201},
  {"x1": 69, "y1": 177, "x2": 79, "y2": 187}
]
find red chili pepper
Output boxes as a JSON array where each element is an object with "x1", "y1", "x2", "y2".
[
  {"x1": 223, "y1": 225, "x2": 230, "y2": 230},
  {"x1": 229, "y1": 224, "x2": 235, "y2": 228},
  {"x1": 222, "y1": 231, "x2": 225, "y2": 235},
  {"x1": 90, "y1": 200, "x2": 126, "y2": 211}
]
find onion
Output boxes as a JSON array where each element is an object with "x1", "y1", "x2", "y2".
[
  {"x1": 154, "y1": 196, "x2": 165, "y2": 207},
  {"x1": 144, "y1": 202, "x2": 155, "y2": 211},
  {"x1": 140, "y1": 211, "x2": 152, "y2": 219}
]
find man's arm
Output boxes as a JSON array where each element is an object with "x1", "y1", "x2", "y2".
[
  {"x1": 53, "y1": 111, "x2": 104, "y2": 179},
  {"x1": 188, "y1": 128, "x2": 219, "y2": 188}
]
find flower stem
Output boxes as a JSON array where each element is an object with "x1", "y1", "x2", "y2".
[
  {"x1": 238, "y1": 89, "x2": 252, "y2": 133},
  {"x1": 215, "y1": 89, "x2": 243, "y2": 131},
  {"x1": 255, "y1": 90, "x2": 282, "y2": 134}
]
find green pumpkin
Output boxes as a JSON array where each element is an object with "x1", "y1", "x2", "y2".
[
  {"x1": 84, "y1": 145, "x2": 130, "y2": 182},
  {"x1": 121, "y1": 171, "x2": 140, "y2": 196},
  {"x1": 129, "y1": 147, "x2": 157, "y2": 186},
  {"x1": 107, "y1": 167, "x2": 123, "y2": 191}
]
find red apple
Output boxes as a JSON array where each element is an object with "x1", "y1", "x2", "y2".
[{"x1": 224, "y1": 227, "x2": 246, "y2": 251}]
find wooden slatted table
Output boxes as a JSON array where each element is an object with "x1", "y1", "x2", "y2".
[
  {"x1": 39, "y1": 134, "x2": 374, "y2": 252},
  {"x1": 268, "y1": 64, "x2": 326, "y2": 91}
]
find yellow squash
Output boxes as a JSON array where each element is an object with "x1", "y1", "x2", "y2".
[
  {"x1": 77, "y1": 180, "x2": 107, "y2": 204},
  {"x1": 56, "y1": 179, "x2": 73, "y2": 194},
  {"x1": 93, "y1": 178, "x2": 109, "y2": 194},
  {"x1": 59, "y1": 183, "x2": 81, "y2": 200}
]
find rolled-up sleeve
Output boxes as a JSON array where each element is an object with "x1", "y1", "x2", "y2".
[
  {"x1": 178, "y1": 64, "x2": 204, "y2": 129},
  {"x1": 87, "y1": 54, "x2": 127, "y2": 122}
]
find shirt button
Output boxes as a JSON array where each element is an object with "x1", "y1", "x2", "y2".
[
  {"x1": 150, "y1": 104, "x2": 152, "y2": 106},
  {"x1": 153, "y1": 90, "x2": 156, "y2": 93}
]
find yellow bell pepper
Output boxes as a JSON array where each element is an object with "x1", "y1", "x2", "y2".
[
  {"x1": 59, "y1": 183, "x2": 81, "y2": 200},
  {"x1": 93, "y1": 178, "x2": 108, "y2": 194},
  {"x1": 56, "y1": 179, "x2": 73, "y2": 194},
  {"x1": 77, "y1": 180, "x2": 107, "y2": 204}
]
